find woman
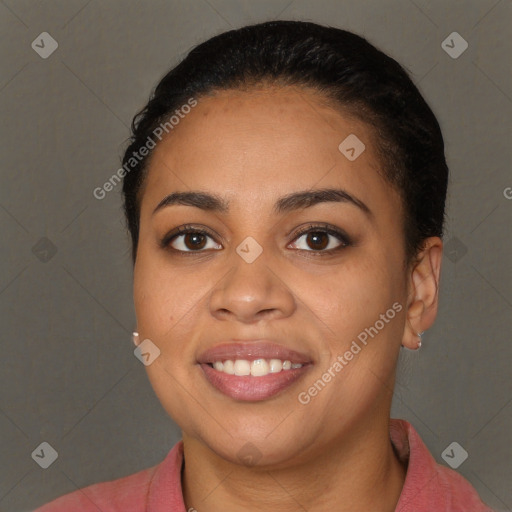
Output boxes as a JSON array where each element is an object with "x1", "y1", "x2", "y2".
[{"x1": 36, "y1": 20, "x2": 493, "y2": 511}]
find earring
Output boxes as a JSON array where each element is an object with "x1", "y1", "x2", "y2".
[
  {"x1": 416, "y1": 331, "x2": 425, "y2": 349},
  {"x1": 132, "y1": 332, "x2": 140, "y2": 347}
]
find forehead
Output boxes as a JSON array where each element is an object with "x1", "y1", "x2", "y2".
[{"x1": 140, "y1": 86, "x2": 393, "y2": 216}]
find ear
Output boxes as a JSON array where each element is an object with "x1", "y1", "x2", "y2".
[{"x1": 402, "y1": 237, "x2": 443, "y2": 349}]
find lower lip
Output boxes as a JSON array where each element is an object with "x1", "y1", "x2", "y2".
[{"x1": 200, "y1": 363, "x2": 311, "y2": 401}]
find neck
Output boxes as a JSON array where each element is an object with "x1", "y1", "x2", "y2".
[{"x1": 181, "y1": 417, "x2": 406, "y2": 512}]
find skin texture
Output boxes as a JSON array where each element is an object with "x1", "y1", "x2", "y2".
[{"x1": 132, "y1": 85, "x2": 443, "y2": 512}]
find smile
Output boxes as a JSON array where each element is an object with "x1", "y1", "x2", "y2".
[
  {"x1": 209, "y1": 358, "x2": 303, "y2": 376},
  {"x1": 198, "y1": 341, "x2": 313, "y2": 401}
]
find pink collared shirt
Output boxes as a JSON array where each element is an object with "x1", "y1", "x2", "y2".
[{"x1": 34, "y1": 419, "x2": 494, "y2": 511}]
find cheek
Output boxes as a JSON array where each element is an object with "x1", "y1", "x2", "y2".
[
  {"x1": 133, "y1": 250, "x2": 202, "y2": 338},
  {"x1": 133, "y1": 251, "x2": 203, "y2": 431},
  {"x1": 304, "y1": 252, "x2": 404, "y2": 335},
  {"x1": 305, "y1": 260, "x2": 405, "y2": 401}
]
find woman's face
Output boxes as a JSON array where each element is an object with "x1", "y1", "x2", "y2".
[{"x1": 134, "y1": 86, "x2": 411, "y2": 466}]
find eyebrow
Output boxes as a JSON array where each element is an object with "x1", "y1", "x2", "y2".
[{"x1": 152, "y1": 188, "x2": 372, "y2": 218}]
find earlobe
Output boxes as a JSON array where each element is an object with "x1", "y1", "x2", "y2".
[
  {"x1": 403, "y1": 301, "x2": 425, "y2": 350},
  {"x1": 402, "y1": 237, "x2": 443, "y2": 350}
]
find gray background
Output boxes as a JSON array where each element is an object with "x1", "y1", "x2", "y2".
[{"x1": 0, "y1": 0, "x2": 510, "y2": 511}]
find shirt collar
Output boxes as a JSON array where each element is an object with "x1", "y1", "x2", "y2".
[{"x1": 146, "y1": 418, "x2": 480, "y2": 511}]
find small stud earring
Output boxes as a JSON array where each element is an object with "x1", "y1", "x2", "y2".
[
  {"x1": 417, "y1": 331, "x2": 425, "y2": 349},
  {"x1": 132, "y1": 332, "x2": 140, "y2": 347}
]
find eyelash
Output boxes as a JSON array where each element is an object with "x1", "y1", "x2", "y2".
[{"x1": 161, "y1": 223, "x2": 352, "y2": 257}]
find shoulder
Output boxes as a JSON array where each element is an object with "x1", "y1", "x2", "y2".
[
  {"x1": 33, "y1": 465, "x2": 158, "y2": 511},
  {"x1": 34, "y1": 466, "x2": 158, "y2": 512},
  {"x1": 390, "y1": 419, "x2": 494, "y2": 512},
  {"x1": 33, "y1": 441, "x2": 185, "y2": 512},
  {"x1": 434, "y1": 462, "x2": 495, "y2": 511}
]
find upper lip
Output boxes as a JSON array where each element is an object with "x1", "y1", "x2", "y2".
[{"x1": 197, "y1": 340, "x2": 313, "y2": 365}]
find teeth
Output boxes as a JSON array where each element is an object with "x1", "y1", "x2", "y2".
[
  {"x1": 210, "y1": 358, "x2": 303, "y2": 376},
  {"x1": 222, "y1": 360, "x2": 235, "y2": 374},
  {"x1": 234, "y1": 360, "x2": 251, "y2": 376},
  {"x1": 251, "y1": 359, "x2": 270, "y2": 376},
  {"x1": 269, "y1": 359, "x2": 283, "y2": 373}
]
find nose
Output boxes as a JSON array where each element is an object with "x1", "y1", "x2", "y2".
[{"x1": 208, "y1": 249, "x2": 296, "y2": 324}]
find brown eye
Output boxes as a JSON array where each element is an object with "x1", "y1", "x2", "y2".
[
  {"x1": 181, "y1": 232, "x2": 207, "y2": 251},
  {"x1": 163, "y1": 227, "x2": 222, "y2": 253},
  {"x1": 305, "y1": 231, "x2": 329, "y2": 250},
  {"x1": 289, "y1": 225, "x2": 351, "y2": 253}
]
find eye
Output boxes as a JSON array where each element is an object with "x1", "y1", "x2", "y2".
[
  {"x1": 161, "y1": 223, "x2": 352, "y2": 255},
  {"x1": 288, "y1": 224, "x2": 351, "y2": 253},
  {"x1": 162, "y1": 225, "x2": 222, "y2": 253}
]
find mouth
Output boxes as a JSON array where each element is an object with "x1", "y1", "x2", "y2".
[{"x1": 197, "y1": 341, "x2": 313, "y2": 401}]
